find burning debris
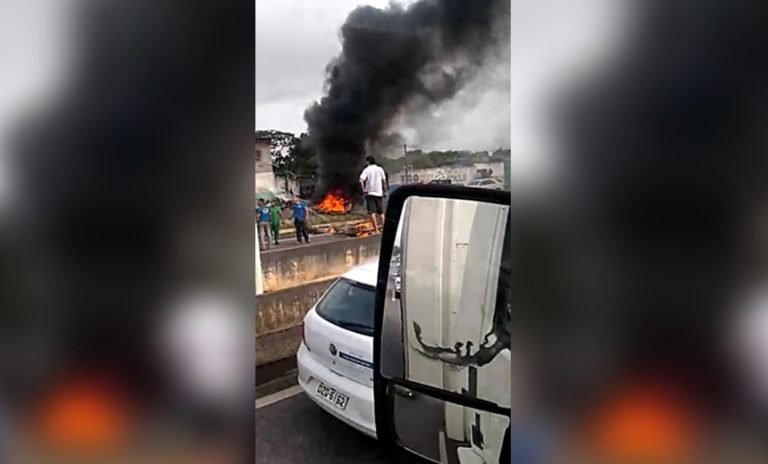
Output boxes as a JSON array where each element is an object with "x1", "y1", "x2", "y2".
[
  {"x1": 352, "y1": 222, "x2": 376, "y2": 238},
  {"x1": 304, "y1": 0, "x2": 509, "y2": 199},
  {"x1": 313, "y1": 189, "x2": 353, "y2": 215},
  {"x1": 329, "y1": 221, "x2": 376, "y2": 238},
  {"x1": 305, "y1": 188, "x2": 377, "y2": 238}
]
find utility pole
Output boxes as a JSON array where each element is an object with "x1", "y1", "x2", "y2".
[{"x1": 403, "y1": 144, "x2": 408, "y2": 183}]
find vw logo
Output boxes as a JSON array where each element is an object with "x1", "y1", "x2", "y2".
[{"x1": 329, "y1": 343, "x2": 337, "y2": 356}]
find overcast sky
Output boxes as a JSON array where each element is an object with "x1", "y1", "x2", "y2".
[
  {"x1": 256, "y1": 0, "x2": 629, "y2": 160},
  {"x1": 256, "y1": 0, "x2": 400, "y2": 134},
  {"x1": 0, "y1": 0, "x2": 628, "y2": 191}
]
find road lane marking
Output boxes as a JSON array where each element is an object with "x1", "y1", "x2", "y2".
[{"x1": 255, "y1": 385, "x2": 303, "y2": 410}]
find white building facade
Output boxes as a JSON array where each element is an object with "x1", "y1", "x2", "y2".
[
  {"x1": 391, "y1": 161, "x2": 504, "y2": 185},
  {"x1": 255, "y1": 134, "x2": 277, "y2": 192}
]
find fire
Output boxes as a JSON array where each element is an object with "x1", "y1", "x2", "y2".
[
  {"x1": 315, "y1": 190, "x2": 349, "y2": 214},
  {"x1": 355, "y1": 222, "x2": 375, "y2": 238},
  {"x1": 328, "y1": 221, "x2": 375, "y2": 238}
]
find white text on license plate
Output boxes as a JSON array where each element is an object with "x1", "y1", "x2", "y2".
[{"x1": 316, "y1": 382, "x2": 349, "y2": 410}]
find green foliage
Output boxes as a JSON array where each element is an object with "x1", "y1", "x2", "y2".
[
  {"x1": 256, "y1": 130, "x2": 318, "y2": 179},
  {"x1": 380, "y1": 148, "x2": 510, "y2": 178},
  {"x1": 255, "y1": 129, "x2": 511, "y2": 181},
  {"x1": 379, "y1": 158, "x2": 402, "y2": 175}
]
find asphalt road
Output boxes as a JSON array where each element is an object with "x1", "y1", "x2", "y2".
[{"x1": 255, "y1": 391, "x2": 420, "y2": 464}]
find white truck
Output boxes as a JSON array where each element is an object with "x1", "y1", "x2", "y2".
[{"x1": 394, "y1": 195, "x2": 511, "y2": 464}]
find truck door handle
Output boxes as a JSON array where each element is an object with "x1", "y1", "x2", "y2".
[{"x1": 393, "y1": 385, "x2": 416, "y2": 399}]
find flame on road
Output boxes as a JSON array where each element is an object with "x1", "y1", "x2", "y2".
[
  {"x1": 315, "y1": 190, "x2": 348, "y2": 214},
  {"x1": 355, "y1": 222, "x2": 374, "y2": 238},
  {"x1": 326, "y1": 221, "x2": 376, "y2": 238}
]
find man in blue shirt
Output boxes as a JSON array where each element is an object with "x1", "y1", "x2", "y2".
[
  {"x1": 290, "y1": 195, "x2": 310, "y2": 244},
  {"x1": 257, "y1": 199, "x2": 272, "y2": 250}
]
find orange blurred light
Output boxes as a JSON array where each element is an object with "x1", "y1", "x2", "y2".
[
  {"x1": 583, "y1": 381, "x2": 701, "y2": 462},
  {"x1": 32, "y1": 376, "x2": 134, "y2": 454}
]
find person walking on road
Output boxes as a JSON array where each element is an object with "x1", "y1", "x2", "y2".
[
  {"x1": 290, "y1": 195, "x2": 310, "y2": 244},
  {"x1": 359, "y1": 155, "x2": 388, "y2": 233},
  {"x1": 257, "y1": 199, "x2": 272, "y2": 250},
  {"x1": 269, "y1": 201, "x2": 282, "y2": 246}
]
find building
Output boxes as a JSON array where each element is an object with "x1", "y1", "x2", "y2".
[
  {"x1": 392, "y1": 161, "x2": 505, "y2": 186},
  {"x1": 274, "y1": 174, "x2": 300, "y2": 196},
  {"x1": 255, "y1": 133, "x2": 277, "y2": 192}
]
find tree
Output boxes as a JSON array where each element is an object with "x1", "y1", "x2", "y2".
[
  {"x1": 288, "y1": 133, "x2": 318, "y2": 178},
  {"x1": 256, "y1": 130, "x2": 318, "y2": 179},
  {"x1": 255, "y1": 129, "x2": 296, "y2": 165}
]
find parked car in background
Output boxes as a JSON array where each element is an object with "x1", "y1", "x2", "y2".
[
  {"x1": 466, "y1": 178, "x2": 504, "y2": 190},
  {"x1": 391, "y1": 248, "x2": 401, "y2": 295},
  {"x1": 296, "y1": 260, "x2": 378, "y2": 438}
]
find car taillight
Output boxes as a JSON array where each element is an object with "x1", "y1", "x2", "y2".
[{"x1": 302, "y1": 322, "x2": 310, "y2": 351}]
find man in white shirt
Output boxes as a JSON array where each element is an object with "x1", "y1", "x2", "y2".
[{"x1": 359, "y1": 155, "x2": 388, "y2": 233}]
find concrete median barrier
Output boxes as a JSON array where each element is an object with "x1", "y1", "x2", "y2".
[
  {"x1": 256, "y1": 233, "x2": 381, "y2": 368},
  {"x1": 260, "y1": 234, "x2": 381, "y2": 293},
  {"x1": 256, "y1": 278, "x2": 334, "y2": 337},
  {"x1": 256, "y1": 278, "x2": 334, "y2": 366}
]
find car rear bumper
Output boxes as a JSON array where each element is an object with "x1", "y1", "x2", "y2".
[{"x1": 296, "y1": 342, "x2": 377, "y2": 438}]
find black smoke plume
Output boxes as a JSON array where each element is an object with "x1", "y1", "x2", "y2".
[{"x1": 304, "y1": 0, "x2": 508, "y2": 199}]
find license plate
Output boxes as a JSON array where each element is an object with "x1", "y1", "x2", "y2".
[{"x1": 316, "y1": 382, "x2": 349, "y2": 410}]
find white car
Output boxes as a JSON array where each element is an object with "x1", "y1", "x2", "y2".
[
  {"x1": 297, "y1": 260, "x2": 378, "y2": 438},
  {"x1": 466, "y1": 178, "x2": 503, "y2": 190}
]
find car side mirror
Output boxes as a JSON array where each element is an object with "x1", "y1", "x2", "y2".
[{"x1": 373, "y1": 184, "x2": 511, "y2": 464}]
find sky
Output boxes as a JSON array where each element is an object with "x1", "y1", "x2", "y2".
[
  {"x1": 0, "y1": 0, "x2": 629, "y2": 193},
  {"x1": 256, "y1": 0, "x2": 629, "y2": 159},
  {"x1": 255, "y1": 0, "x2": 513, "y2": 152},
  {"x1": 255, "y1": 0, "x2": 399, "y2": 135}
]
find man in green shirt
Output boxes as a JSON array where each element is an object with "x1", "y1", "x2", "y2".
[{"x1": 269, "y1": 201, "x2": 282, "y2": 246}]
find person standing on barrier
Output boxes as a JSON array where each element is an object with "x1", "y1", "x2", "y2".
[{"x1": 359, "y1": 155, "x2": 387, "y2": 234}]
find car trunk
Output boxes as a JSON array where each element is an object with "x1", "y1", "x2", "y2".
[
  {"x1": 303, "y1": 278, "x2": 376, "y2": 387},
  {"x1": 304, "y1": 309, "x2": 374, "y2": 387}
]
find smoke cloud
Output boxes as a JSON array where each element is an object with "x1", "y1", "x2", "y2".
[{"x1": 304, "y1": 0, "x2": 509, "y2": 198}]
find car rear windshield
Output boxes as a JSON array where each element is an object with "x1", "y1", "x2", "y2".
[{"x1": 315, "y1": 278, "x2": 375, "y2": 336}]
